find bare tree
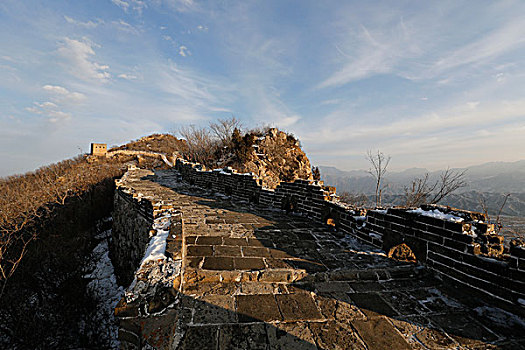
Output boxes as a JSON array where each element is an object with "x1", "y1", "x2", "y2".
[
  {"x1": 404, "y1": 173, "x2": 432, "y2": 207},
  {"x1": 404, "y1": 168, "x2": 467, "y2": 207},
  {"x1": 366, "y1": 150, "x2": 390, "y2": 207},
  {"x1": 339, "y1": 191, "x2": 369, "y2": 207},
  {"x1": 178, "y1": 125, "x2": 217, "y2": 165},
  {"x1": 430, "y1": 168, "x2": 467, "y2": 204},
  {"x1": 479, "y1": 193, "x2": 510, "y2": 233},
  {"x1": 209, "y1": 116, "x2": 243, "y2": 148}
]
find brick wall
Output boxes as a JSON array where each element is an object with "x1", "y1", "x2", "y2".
[
  {"x1": 175, "y1": 158, "x2": 525, "y2": 314},
  {"x1": 112, "y1": 171, "x2": 184, "y2": 348},
  {"x1": 111, "y1": 189, "x2": 154, "y2": 285}
]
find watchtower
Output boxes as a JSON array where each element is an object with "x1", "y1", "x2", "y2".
[{"x1": 90, "y1": 143, "x2": 107, "y2": 156}]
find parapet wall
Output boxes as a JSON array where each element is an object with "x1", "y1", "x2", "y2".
[
  {"x1": 112, "y1": 189, "x2": 155, "y2": 285},
  {"x1": 111, "y1": 169, "x2": 184, "y2": 348},
  {"x1": 175, "y1": 158, "x2": 525, "y2": 314}
]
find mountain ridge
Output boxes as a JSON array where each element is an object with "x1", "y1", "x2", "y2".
[{"x1": 319, "y1": 159, "x2": 525, "y2": 195}]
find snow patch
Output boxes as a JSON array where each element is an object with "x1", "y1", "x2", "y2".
[
  {"x1": 475, "y1": 306, "x2": 525, "y2": 328},
  {"x1": 409, "y1": 208, "x2": 464, "y2": 223},
  {"x1": 140, "y1": 214, "x2": 172, "y2": 266},
  {"x1": 341, "y1": 234, "x2": 385, "y2": 255},
  {"x1": 369, "y1": 232, "x2": 382, "y2": 240},
  {"x1": 83, "y1": 227, "x2": 124, "y2": 349}
]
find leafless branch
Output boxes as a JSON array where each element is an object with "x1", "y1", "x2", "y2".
[
  {"x1": 428, "y1": 168, "x2": 467, "y2": 204},
  {"x1": 178, "y1": 124, "x2": 217, "y2": 165},
  {"x1": 404, "y1": 168, "x2": 467, "y2": 207},
  {"x1": 209, "y1": 116, "x2": 243, "y2": 147},
  {"x1": 366, "y1": 150, "x2": 390, "y2": 207}
]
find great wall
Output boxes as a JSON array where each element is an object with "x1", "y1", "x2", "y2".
[{"x1": 108, "y1": 156, "x2": 525, "y2": 349}]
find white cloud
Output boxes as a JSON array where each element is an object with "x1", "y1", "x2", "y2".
[
  {"x1": 319, "y1": 22, "x2": 419, "y2": 88},
  {"x1": 277, "y1": 115, "x2": 300, "y2": 128},
  {"x1": 321, "y1": 99, "x2": 341, "y2": 105},
  {"x1": 319, "y1": 6, "x2": 525, "y2": 88},
  {"x1": 26, "y1": 101, "x2": 71, "y2": 123},
  {"x1": 466, "y1": 101, "x2": 480, "y2": 109},
  {"x1": 42, "y1": 84, "x2": 86, "y2": 104},
  {"x1": 111, "y1": 0, "x2": 147, "y2": 15},
  {"x1": 57, "y1": 38, "x2": 110, "y2": 82},
  {"x1": 25, "y1": 85, "x2": 86, "y2": 123},
  {"x1": 301, "y1": 99, "x2": 525, "y2": 155},
  {"x1": 178, "y1": 45, "x2": 190, "y2": 57},
  {"x1": 111, "y1": 0, "x2": 130, "y2": 11},
  {"x1": 159, "y1": 62, "x2": 217, "y2": 102},
  {"x1": 42, "y1": 85, "x2": 68, "y2": 94},
  {"x1": 64, "y1": 15, "x2": 102, "y2": 28},
  {"x1": 430, "y1": 19, "x2": 525, "y2": 75},
  {"x1": 112, "y1": 20, "x2": 140, "y2": 35},
  {"x1": 118, "y1": 73, "x2": 138, "y2": 80},
  {"x1": 196, "y1": 25, "x2": 208, "y2": 32},
  {"x1": 1, "y1": 55, "x2": 15, "y2": 62},
  {"x1": 160, "y1": 0, "x2": 198, "y2": 13}
]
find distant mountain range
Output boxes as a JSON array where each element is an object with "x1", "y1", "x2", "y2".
[{"x1": 319, "y1": 160, "x2": 525, "y2": 216}]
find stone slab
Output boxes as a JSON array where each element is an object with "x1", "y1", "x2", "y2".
[{"x1": 236, "y1": 294, "x2": 282, "y2": 322}]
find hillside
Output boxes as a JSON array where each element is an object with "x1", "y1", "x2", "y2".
[{"x1": 111, "y1": 133, "x2": 188, "y2": 155}]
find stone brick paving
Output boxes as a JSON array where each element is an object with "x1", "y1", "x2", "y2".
[{"x1": 121, "y1": 169, "x2": 525, "y2": 349}]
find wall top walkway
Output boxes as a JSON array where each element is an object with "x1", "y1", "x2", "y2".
[{"x1": 113, "y1": 168, "x2": 525, "y2": 349}]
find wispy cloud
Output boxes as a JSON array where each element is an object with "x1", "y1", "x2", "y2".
[
  {"x1": 319, "y1": 16, "x2": 421, "y2": 88},
  {"x1": 111, "y1": 0, "x2": 130, "y2": 11},
  {"x1": 430, "y1": 18, "x2": 525, "y2": 75},
  {"x1": 118, "y1": 73, "x2": 138, "y2": 80},
  {"x1": 57, "y1": 38, "x2": 110, "y2": 82},
  {"x1": 157, "y1": 61, "x2": 219, "y2": 104},
  {"x1": 319, "y1": 5, "x2": 525, "y2": 88},
  {"x1": 25, "y1": 84, "x2": 86, "y2": 123},
  {"x1": 159, "y1": 0, "x2": 198, "y2": 13},
  {"x1": 305, "y1": 99, "x2": 525, "y2": 145},
  {"x1": 42, "y1": 84, "x2": 86, "y2": 104},
  {"x1": 26, "y1": 101, "x2": 71, "y2": 123},
  {"x1": 111, "y1": 0, "x2": 147, "y2": 14},
  {"x1": 64, "y1": 15, "x2": 103, "y2": 28},
  {"x1": 112, "y1": 19, "x2": 140, "y2": 35},
  {"x1": 178, "y1": 45, "x2": 190, "y2": 57}
]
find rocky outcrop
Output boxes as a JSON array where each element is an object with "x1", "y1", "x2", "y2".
[{"x1": 223, "y1": 128, "x2": 313, "y2": 189}]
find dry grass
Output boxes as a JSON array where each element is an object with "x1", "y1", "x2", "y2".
[{"x1": 0, "y1": 156, "x2": 126, "y2": 296}]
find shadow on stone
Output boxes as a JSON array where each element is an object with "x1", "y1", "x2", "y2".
[{"x1": 125, "y1": 170, "x2": 525, "y2": 349}]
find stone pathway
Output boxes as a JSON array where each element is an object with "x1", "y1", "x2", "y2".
[{"x1": 126, "y1": 169, "x2": 525, "y2": 349}]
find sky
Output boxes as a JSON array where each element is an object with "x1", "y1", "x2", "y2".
[{"x1": 1, "y1": 0, "x2": 524, "y2": 176}]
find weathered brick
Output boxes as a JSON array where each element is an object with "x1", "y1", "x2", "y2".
[
  {"x1": 202, "y1": 257, "x2": 234, "y2": 270},
  {"x1": 236, "y1": 294, "x2": 282, "y2": 322},
  {"x1": 233, "y1": 257, "x2": 266, "y2": 270},
  {"x1": 187, "y1": 245, "x2": 214, "y2": 257},
  {"x1": 443, "y1": 238, "x2": 468, "y2": 252}
]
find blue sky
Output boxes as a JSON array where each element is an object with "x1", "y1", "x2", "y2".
[{"x1": 1, "y1": 0, "x2": 524, "y2": 176}]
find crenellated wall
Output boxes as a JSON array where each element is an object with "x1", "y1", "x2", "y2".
[{"x1": 175, "y1": 158, "x2": 525, "y2": 315}]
